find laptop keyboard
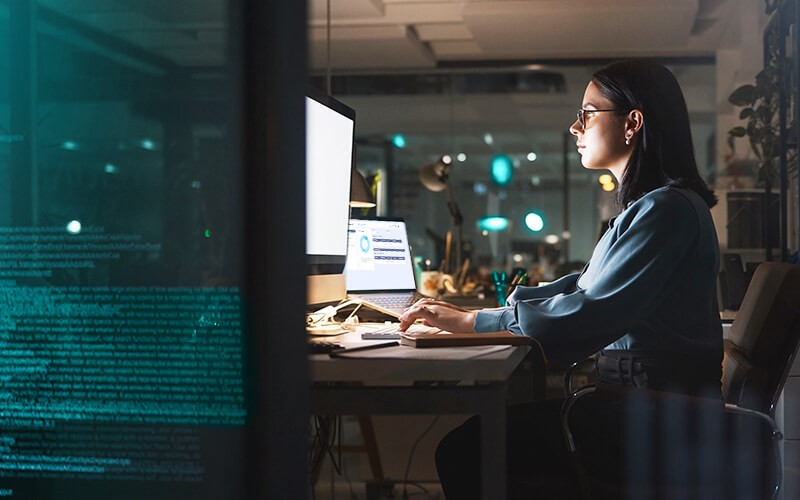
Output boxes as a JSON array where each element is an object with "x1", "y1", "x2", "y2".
[{"x1": 363, "y1": 294, "x2": 418, "y2": 309}]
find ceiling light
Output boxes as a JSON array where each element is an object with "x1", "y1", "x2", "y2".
[
  {"x1": 483, "y1": 133, "x2": 494, "y2": 145},
  {"x1": 391, "y1": 134, "x2": 406, "y2": 148},
  {"x1": 490, "y1": 154, "x2": 513, "y2": 186},
  {"x1": 457, "y1": 153, "x2": 467, "y2": 162},
  {"x1": 527, "y1": 152, "x2": 537, "y2": 162},
  {"x1": 598, "y1": 174, "x2": 613, "y2": 185},
  {"x1": 525, "y1": 212, "x2": 544, "y2": 232},
  {"x1": 477, "y1": 216, "x2": 509, "y2": 232},
  {"x1": 544, "y1": 234, "x2": 559, "y2": 244}
]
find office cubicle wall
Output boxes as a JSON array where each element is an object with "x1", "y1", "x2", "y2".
[{"x1": 0, "y1": 1, "x2": 308, "y2": 498}]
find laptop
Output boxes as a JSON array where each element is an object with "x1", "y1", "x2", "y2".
[{"x1": 345, "y1": 217, "x2": 426, "y2": 319}]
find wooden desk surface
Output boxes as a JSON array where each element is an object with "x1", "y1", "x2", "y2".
[{"x1": 309, "y1": 330, "x2": 530, "y2": 384}]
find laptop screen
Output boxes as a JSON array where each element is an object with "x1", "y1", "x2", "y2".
[{"x1": 345, "y1": 218, "x2": 417, "y2": 292}]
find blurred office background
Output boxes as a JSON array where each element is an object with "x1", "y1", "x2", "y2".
[
  {"x1": 0, "y1": 0, "x2": 797, "y2": 499},
  {"x1": 307, "y1": 0, "x2": 792, "y2": 282}
]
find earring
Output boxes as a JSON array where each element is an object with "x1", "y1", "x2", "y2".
[{"x1": 625, "y1": 133, "x2": 632, "y2": 146}]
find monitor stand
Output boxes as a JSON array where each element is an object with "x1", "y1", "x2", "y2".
[{"x1": 307, "y1": 273, "x2": 346, "y2": 307}]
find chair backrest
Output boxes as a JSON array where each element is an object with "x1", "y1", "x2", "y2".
[{"x1": 722, "y1": 263, "x2": 800, "y2": 415}]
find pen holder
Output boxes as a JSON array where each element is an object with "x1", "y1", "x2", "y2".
[{"x1": 492, "y1": 271, "x2": 507, "y2": 306}]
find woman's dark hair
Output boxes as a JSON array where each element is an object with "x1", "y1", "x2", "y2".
[{"x1": 592, "y1": 59, "x2": 717, "y2": 208}]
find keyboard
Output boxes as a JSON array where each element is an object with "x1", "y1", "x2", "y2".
[
  {"x1": 364, "y1": 294, "x2": 419, "y2": 309},
  {"x1": 361, "y1": 323, "x2": 441, "y2": 340},
  {"x1": 308, "y1": 340, "x2": 344, "y2": 354}
]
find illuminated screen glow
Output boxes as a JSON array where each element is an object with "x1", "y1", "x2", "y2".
[{"x1": 305, "y1": 95, "x2": 354, "y2": 258}]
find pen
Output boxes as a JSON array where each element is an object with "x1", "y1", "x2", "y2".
[
  {"x1": 506, "y1": 272, "x2": 528, "y2": 300},
  {"x1": 329, "y1": 341, "x2": 399, "y2": 357}
]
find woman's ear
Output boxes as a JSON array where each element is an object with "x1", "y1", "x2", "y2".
[{"x1": 626, "y1": 109, "x2": 644, "y2": 135}]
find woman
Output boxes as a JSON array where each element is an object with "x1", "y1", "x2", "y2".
[{"x1": 399, "y1": 59, "x2": 722, "y2": 498}]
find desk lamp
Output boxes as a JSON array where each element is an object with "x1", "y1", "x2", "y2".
[
  {"x1": 350, "y1": 166, "x2": 376, "y2": 208},
  {"x1": 420, "y1": 155, "x2": 463, "y2": 281}
]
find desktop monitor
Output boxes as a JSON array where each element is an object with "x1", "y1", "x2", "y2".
[{"x1": 306, "y1": 88, "x2": 355, "y2": 305}]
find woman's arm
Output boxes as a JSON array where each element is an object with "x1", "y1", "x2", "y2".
[
  {"x1": 475, "y1": 189, "x2": 701, "y2": 361},
  {"x1": 506, "y1": 272, "x2": 581, "y2": 305}
]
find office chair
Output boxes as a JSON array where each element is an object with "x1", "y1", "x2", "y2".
[{"x1": 560, "y1": 262, "x2": 800, "y2": 500}]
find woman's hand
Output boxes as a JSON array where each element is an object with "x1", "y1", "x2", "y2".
[{"x1": 398, "y1": 298, "x2": 477, "y2": 333}]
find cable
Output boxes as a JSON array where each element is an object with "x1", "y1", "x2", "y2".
[
  {"x1": 402, "y1": 415, "x2": 441, "y2": 499},
  {"x1": 310, "y1": 415, "x2": 344, "y2": 486},
  {"x1": 307, "y1": 298, "x2": 364, "y2": 326},
  {"x1": 340, "y1": 426, "x2": 359, "y2": 500}
]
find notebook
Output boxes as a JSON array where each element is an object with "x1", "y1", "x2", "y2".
[{"x1": 345, "y1": 217, "x2": 426, "y2": 319}]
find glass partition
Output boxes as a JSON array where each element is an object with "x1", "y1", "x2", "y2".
[{"x1": 0, "y1": 1, "x2": 246, "y2": 497}]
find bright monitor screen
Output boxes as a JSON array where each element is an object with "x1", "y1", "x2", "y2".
[
  {"x1": 305, "y1": 89, "x2": 355, "y2": 304},
  {"x1": 345, "y1": 218, "x2": 417, "y2": 291}
]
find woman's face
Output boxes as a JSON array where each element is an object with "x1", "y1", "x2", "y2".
[{"x1": 569, "y1": 81, "x2": 631, "y2": 179}]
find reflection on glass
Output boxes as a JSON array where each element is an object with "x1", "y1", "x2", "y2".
[{"x1": 0, "y1": 1, "x2": 246, "y2": 497}]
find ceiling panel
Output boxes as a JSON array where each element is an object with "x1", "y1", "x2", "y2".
[
  {"x1": 415, "y1": 23, "x2": 473, "y2": 42},
  {"x1": 309, "y1": 25, "x2": 435, "y2": 70},
  {"x1": 309, "y1": 0, "x2": 384, "y2": 21},
  {"x1": 462, "y1": 0, "x2": 700, "y2": 58}
]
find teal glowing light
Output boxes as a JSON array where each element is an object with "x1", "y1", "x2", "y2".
[
  {"x1": 66, "y1": 220, "x2": 82, "y2": 234},
  {"x1": 477, "y1": 216, "x2": 509, "y2": 232},
  {"x1": 140, "y1": 138, "x2": 156, "y2": 150},
  {"x1": 525, "y1": 212, "x2": 544, "y2": 232},
  {"x1": 391, "y1": 134, "x2": 406, "y2": 148},
  {"x1": 61, "y1": 140, "x2": 79, "y2": 151},
  {"x1": 490, "y1": 154, "x2": 513, "y2": 186}
]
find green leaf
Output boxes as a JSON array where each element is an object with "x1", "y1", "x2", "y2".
[
  {"x1": 750, "y1": 138, "x2": 763, "y2": 160},
  {"x1": 755, "y1": 70, "x2": 770, "y2": 89},
  {"x1": 739, "y1": 108, "x2": 754, "y2": 120},
  {"x1": 727, "y1": 134, "x2": 736, "y2": 151},
  {"x1": 729, "y1": 126, "x2": 746, "y2": 137},
  {"x1": 728, "y1": 84, "x2": 756, "y2": 106},
  {"x1": 758, "y1": 105, "x2": 773, "y2": 123}
]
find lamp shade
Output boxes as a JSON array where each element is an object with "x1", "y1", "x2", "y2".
[
  {"x1": 419, "y1": 155, "x2": 452, "y2": 192},
  {"x1": 350, "y1": 167, "x2": 376, "y2": 208}
]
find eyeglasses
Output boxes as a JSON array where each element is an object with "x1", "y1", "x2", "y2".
[{"x1": 576, "y1": 108, "x2": 618, "y2": 130}]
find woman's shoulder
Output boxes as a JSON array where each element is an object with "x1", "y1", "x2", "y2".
[
  {"x1": 616, "y1": 186, "x2": 703, "y2": 232},
  {"x1": 628, "y1": 185, "x2": 704, "y2": 216}
]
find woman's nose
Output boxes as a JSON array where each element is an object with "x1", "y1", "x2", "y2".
[{"x1": 569, "y1": 118, "x2": 581, "y2": 136}]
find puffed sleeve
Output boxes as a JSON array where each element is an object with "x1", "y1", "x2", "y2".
[
  {"x1": 473, "y1": 272, "x2": 580, "y2": 332},
  {"x1": 505, "y1": 272, "x2": 580, "y2": 306},
  {"x1": 474, "y1": 190, "x2": 699, "y2": 362}
]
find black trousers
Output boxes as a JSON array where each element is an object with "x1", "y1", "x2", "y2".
[{"x1": 435, "y1": 398, "x2": 584, "y2": 500}]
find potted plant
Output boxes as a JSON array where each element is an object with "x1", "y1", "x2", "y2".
[
  {"x1": 726, "y1": 19, "x2": 797, "y2": 258},
  {"x1": 726, "y1": 57, "x2": 791, "y2": 187}
]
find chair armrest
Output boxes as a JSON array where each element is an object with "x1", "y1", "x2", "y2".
[
  {"x1": 724, "y1": 403, "x2": 782, "y2": 441},
  {"x1": 560, "y1": 385, "x2": 596, "y2": 452},
  {"x1": 563, "y1": 357, "x2": 597, "y2": 398},
  {"x1": 724, "y1": 403, "x2": 783, "y2": 500}
]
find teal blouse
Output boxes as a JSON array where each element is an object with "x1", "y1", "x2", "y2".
[{"x1": 474, "y1": 186, "x2": 723, "y2": 363}]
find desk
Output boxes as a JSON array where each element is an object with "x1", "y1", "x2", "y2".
[{"x1": 310, "y1": 330, "x2": 533, "y2": 500}]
